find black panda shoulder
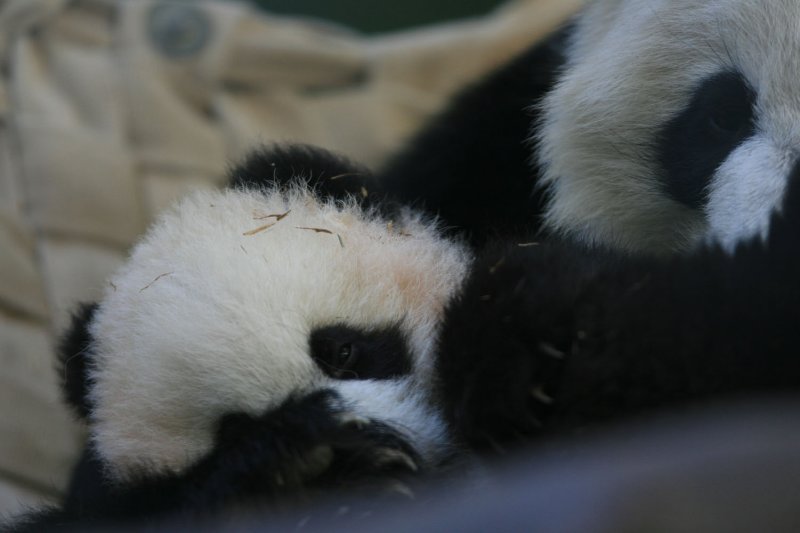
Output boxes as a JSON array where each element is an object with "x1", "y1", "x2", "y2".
[{"x1": 377, "y1": 26, "x2": 574, "y2": 246}]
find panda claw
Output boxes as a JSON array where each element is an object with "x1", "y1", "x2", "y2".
[
  {"x1": 530, "y1": 385, "x2": 554, "y2": 405},
  {"x1": 340, "y1": 415, "x2": 371, "y2": 429},
  {"x1": 538, "y1": 342, "x2": 566, "y2": 359},
  {"x1": 387, "y1": 481, "x2": 415, "y2": 500},
  {"x1": 374, "y1": 448, "x2": 419, "y2": 472}
]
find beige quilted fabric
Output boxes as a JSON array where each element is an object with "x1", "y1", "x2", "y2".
[{"x1": 0, "y1": 0, "x2": 580, "y2": 515}]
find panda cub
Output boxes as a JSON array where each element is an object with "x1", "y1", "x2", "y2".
[
  {"x1": 83, "y1": 170, "x2": 466, "y2": 482},
  {"x1": 11, "y1": 146, "x2": 471, "y2": 530}
]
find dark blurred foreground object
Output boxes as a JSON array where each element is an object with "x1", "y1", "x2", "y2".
[
  {"x1": 250, "y1": 0, "x2": 507, "y2": 33},
  {"x1": 126, "y1": 398, "x2": 800, "y2": 532}
]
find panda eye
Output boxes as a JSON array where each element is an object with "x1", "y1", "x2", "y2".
[
  {"x1": 334, "y1": 343, "x2": 358, "y2": 371},
  {"x1": 704, "y1": 74, "x2": 755, "y2": 137},
  {"x1": 315, "y1": 340, "x2": 359, "y2": 379},
  {"x1": 657, "y1": 71, "x2": 756, "y2": 210},
  {"x1": 708, "y1": 106, "x2": 751, "y2": 135}
]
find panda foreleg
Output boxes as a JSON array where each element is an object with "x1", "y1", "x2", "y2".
[
  {"x1": 438, "y1": 166, "x2": 800, "y2": 452},
  {"x1": 180, "y1": 389, "x2": 423, "y2": 511},
  {"x1": 435, "y1": 240, "x2": 595, "y2": 452},
  {"x1": 9, "y1": 390, "x2": 420, "y2": 530}
]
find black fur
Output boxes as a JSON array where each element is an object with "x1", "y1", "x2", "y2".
[
  {"x1": 57, "y1": 303, "x2": 98, "y2": 419},
  {"x1": 231, "y1": 144, "x2": 381, "y2": 204},
  {"x1": 657, "y1": 71, "x2": 757, "y2": 209},
  {"x1": 377, "y1": 27, "x2": 572, "y2": 246},
  {"x1": 437, "y1": 162, "x2": 800, "y2": 451},
  {"x1": 10, "y1": 390, "x2": 420, "y2": 531},
  {"x1": 230, "y1": 144, "x2": 415, "y2": 222}
]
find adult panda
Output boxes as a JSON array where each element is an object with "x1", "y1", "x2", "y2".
[{"x1": 379, "y1": 0, "x2": 800, "y2": 255}]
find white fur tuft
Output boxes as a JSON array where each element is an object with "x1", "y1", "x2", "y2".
[
  {"x1": 705, "y1": 138, "x2": 793, "y2": 251},
  {"x1": 335, "y1": 378, "x2": 453, "y2": 467}
]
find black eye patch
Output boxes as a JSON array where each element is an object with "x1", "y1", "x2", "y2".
[
  {"x1": 309, "y1": 325, "x2": 412, "y2": 380},
  {"x1": 657, "y1": 71, "x2": 757, "y2": 209}
]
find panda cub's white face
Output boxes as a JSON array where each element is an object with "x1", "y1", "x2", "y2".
[
  {"x1": 539, "y1": 0, "x2": 800, "y2": 253},
  {"x1": 88, "y1": 187, "x2": 471, "y2": 480}
]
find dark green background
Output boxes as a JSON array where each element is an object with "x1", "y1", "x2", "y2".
[{"x1": 249, "y1": 0, "x2": 506, "y2": 34}]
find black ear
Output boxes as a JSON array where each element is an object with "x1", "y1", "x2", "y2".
[
  {"x1": 58, "y1": 303, "x2": 98, "y2": 420},
  {"x1": 229, "y1": 144, "x2": 380, "y2": 204}
]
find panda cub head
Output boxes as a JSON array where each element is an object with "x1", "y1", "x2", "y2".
[
  {"x1": 539, "y1": 0, "x2": 800, "y2": 253},
  {"x1": 73, "y1": 169, "x2": 471, "y2": 480}
]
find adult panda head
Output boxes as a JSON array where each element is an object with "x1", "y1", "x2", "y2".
[
  {"x1": 538, "y1": 0, "x2": 800, "y2": 253},
  {"x1": 62, "y1": 147, "x2": 472, "y2": 482}
]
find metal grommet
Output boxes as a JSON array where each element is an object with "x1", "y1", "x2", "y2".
[{"x1": 147, "y1": 3, "x2": 212, "y2": 59}]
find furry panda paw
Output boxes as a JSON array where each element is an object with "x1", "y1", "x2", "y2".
[
  {"x1": 190, "y1": 389, "x2": 421, "y2": 510},
  {"x1": 6, "y1": 391, "x2": 422, "y2": 529},
  {"x1": 436, "y1": 243, "x2": 588, "y2": 453}
]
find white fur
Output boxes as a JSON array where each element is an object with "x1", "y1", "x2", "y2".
[
  {"x1": 706, "y1": 137, "x2": 793, "y2": 251},
  {"x1": 335, "y1": 378, "x2": 453, "y2": 466},
  {"x1": 88, "y1": 187, "x2": 471, "y2": 479},
  {"x1": 538, "y1": 0, "x2": 800, "y2": 253}
]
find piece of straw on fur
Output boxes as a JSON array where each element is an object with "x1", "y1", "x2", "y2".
[
  {"x1": 140, "y1": 272, "x2": 174, "y2": 292},
  {"x1": 253, "y1": 210, "x2": 291, "y2": 221},
  {"x1": 242, "y1": 222, "x2": 277, "y2": 236},
  {"x1": 296, "y1": 226, "x2": 334, "y2": 235}
]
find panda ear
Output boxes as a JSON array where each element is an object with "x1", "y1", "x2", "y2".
[
  {"x1": 57, "y1": 303, "x2": 98, "y2": 420},
  {"x1": 229, "y1": 143, "x2": 379, "y2": 204}
]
